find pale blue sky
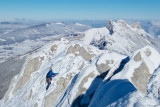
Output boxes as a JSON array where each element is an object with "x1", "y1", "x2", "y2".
[{"x1": 0, "y1": 0, "x2": 160, "y2": 20}]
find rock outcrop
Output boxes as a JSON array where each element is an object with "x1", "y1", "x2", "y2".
[
  {"x1": 13, "y1": 56, "x2": 44, "y2": 95},
  {"x1": 44, "y1": 73, "x2": 74, "y2": 107},
  {"x1": 66, "y1": 44, "x2": 95, "y2": 61},
  {"x1": 106, "y1": 20, "x2": 114, "y2": 35},
  {"x1": 131, "y1": 47, "x2": 159, "y2": 93},
  {"x1": 112, "y1": 46, "x2": 160, "y2": 94},
  {"x1": 96, "y1": 52, "x2": 126, "y2": 73},
  {"x1": 132, "y1": 61, "x2": 151, "y2": 93}
]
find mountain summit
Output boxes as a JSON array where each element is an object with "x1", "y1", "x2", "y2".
[{"x1": 84, "y1": 20, "x2": 154, "y2": 55}]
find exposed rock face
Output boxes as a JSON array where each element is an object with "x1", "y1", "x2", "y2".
[
  {"x1": 133, "y1": 52, "x2": 142, "y2": 62},
  {"x1": 144, "y1": 48, "x2": 151, "y2": 57},
  {"x1": 50, "y1": 45, "x2": 58, "y2": 52},
  {"x1": 106, "y1": 20, "x2": 114, "y2": 35},
  {"x1": 132, "y1": 22, "x2": 141, "y2": 29},
  {"x1": 131, "y1": 46, "x2": 160, "y2": 94},
  {"x1": 12, "y1": 56, "x2": 44, "y2": 95},
  {"x1": 132, "y1": 62, "x2": 151, "y2": 93},
  {"x1": 91, "y1": 37, "x2": 107, "y2": 50},
  {"x1": 34, "y1": 103, "x2": 38, "y2": 107},
  {"x1": 78, "y1": 62, "x2": 85, "y2": 70},
  {"x1": 76, "y1": 72, "x2": 96, "y2": 98},
  {"x1": 44, "y1": 73, "x2": 74, "y2": 107},
  {"x1": 66, "y1": 44, "x2": 94, "y2": 61},
  {"x1": 71, "y1": 72, "x2": 97, "y2": 107},
  {"x1": 97, "y1": 60, "x2": 114, "y2": 73}
]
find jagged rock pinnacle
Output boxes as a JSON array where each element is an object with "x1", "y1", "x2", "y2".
[{"x1": 106, "y1": 20, "x2": 114, "y2": 35}]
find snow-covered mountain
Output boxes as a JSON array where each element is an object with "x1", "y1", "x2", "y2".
[
  {"x1": 0, "y1": 20, "x2": 160, "y2": 107},
  {"x1": 0, "y1": 21, "x2": 32, "y2": 35},
  {"x1": 0, "y1": 22, "x2": 91, "y2": 62},
  {"x1": 0, "y1": 22, "x2": 91, "y2": 45},
  {"x1": 84, "y1": 20, "x2": 155, "y2": 55}
]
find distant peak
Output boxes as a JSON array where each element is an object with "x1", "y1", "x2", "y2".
[
  {"x1": 131, "y1": 22, "x2": 141, "y2": 29},
  {"x1": 117, "y1": 19, "x2": 126, "y2": 24},
  {"x1": 75, "y1": 23, "x2": 85, "y2": 26},
  {"x1": 106, "y1": 20, "x2": 114, "y2": 35},
  {"x1": 117, "y1": 20, "x2": 129, "y2": 27},
  {"x1": 55, "y1": 22, "x2": 65, "y2": 25}
]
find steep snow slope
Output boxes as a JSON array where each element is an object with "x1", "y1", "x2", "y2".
[
  {"x1": 88, "y1": 46, "x2": 160, "y2": 107},
  {"x1": 1, "y1": 37, "x2": 160, "y2": 107},
  {"x1": 83, "y1": 20, "x2": 154, "y2": 55},
  {"x1": 0, "y1": 20, "x2": 160, "y2": 107},
  {"x1": 0, "y1": 37, "x2": 128, "y2": 107},
  {"x1": 0, "y1": 38, "x2": 100, "y2": 106},
  {"x1": 109, "y1": 66, "x2": 160, "y2": 107}
]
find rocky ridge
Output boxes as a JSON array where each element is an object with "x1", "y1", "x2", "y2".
[{"x1": 0, "y1": 20, "x2": 160, "y2": 107}]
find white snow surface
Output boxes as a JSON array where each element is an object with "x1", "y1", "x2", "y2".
[
  {"x1": 97, "y1": 52, "x2": 126, "y2": 65},
  {"x1": 84, "y1": 27, "x2": 109, "y2": 45},
  {"x1": 75, "y1": 23, "x2": 86, "y2": 26},
  {"x1": 109, "y1": 66, "x2": 160, "y2": 107},
  {"x1": 111, "y1": 46, "x2": 160, "y2": 81},
  {"x1": 1, "y1": 20, "x2": 160, "y2": 107},
  {"x1": 1, "y1": 38, "x2": 159, "y2": 107},
  {"x1": 88, "y1": 46, "x2": 160, "y2": 107},
  {"x1": 83, "y1": 20, "x2": 154, "y2": 55},
  {"x1": 0, "y1": 38, "x2": 101, "y2": 107},
  {"x1": 0, "y1": 38, "x2": 6, "y2": 41}
]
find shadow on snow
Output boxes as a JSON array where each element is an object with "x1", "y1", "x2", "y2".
[{"x1": 71, "y1": 56, "x2": 136, "y2": 107}]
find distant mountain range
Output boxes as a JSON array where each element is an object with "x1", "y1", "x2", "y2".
[{"x1": 0, "y1": 22, "x2": 91, "y2": 62}]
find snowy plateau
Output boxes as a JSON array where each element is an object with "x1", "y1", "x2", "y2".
[{"x1": 0, "y1": 20, "x2": 160, "y2": 107}]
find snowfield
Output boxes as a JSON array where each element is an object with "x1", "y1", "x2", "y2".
[{"x1": 0, "y1": 20, "x2": 160, "y2": 107}]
